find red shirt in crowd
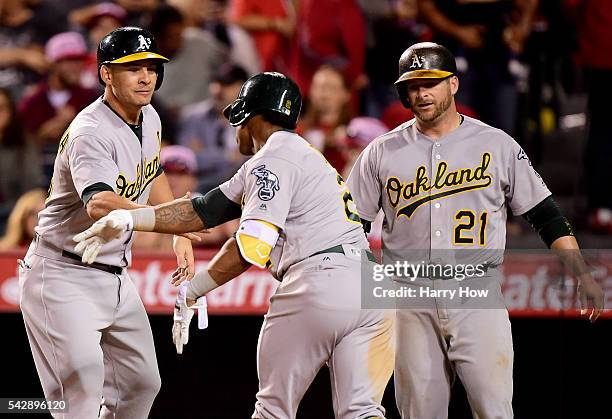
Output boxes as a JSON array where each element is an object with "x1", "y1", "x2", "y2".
[
  {"x1": 568, "y1": 0, "x2": 612, "y2": 69},
  {"x1": 289, "y1": 0, "x2": 365, "y2": 96},
  {"x1": 18, "y1": 81, "x2": 98, "y2": 140},
  {"x1": 229, "y1": 0, "x2": 290, "y2": 71}
]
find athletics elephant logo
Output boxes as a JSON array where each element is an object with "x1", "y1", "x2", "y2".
[{"x1": 251, "y1": 165, "x2": 280, "y2": 201}]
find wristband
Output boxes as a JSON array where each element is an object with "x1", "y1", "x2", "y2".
[
  {"x1": 186, "y1": 270, "x2": 220, "y2": 300},
  {"x1": 131, "y1": 207, "x2": 155, "y2": 231}
]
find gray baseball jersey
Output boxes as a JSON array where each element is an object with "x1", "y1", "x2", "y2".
[
  {"x1": 347, "y1": 115, "x2": 550, "y2": 418},
  {"x1": 348, "y1": 115, "x2": 550, "y2": 256},
  {"x1": 220, "y1": 130, "x2": 394, "y2": 418},
  {"x1": 20, "y1": 97, "x2": 163, "y2": 418},
  {"x1": 219, "y1": 130, "x2": 368, "y2": 279},
  {"x1": 36, "y1": 97, "x2": 163, "y2": 267}
]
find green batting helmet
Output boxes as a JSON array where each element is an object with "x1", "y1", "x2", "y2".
[
  {"x1": 97, "y1": 26, "x2": 169, "y2": 90},
  {"x1": 223, "y1": 72, "x2": 302, "y2": 129},
  {"x1": 394, "y1": 42, "x2": 457, "y2": 108}
]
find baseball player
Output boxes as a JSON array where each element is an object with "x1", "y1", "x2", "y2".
[
  {"x1": 346, "y1": 42, "x2": 604, "y2": 418},
  {"x1": 18, "y1": 27, "x2": 195, "y2": 418},
  {"x1": 74, "y1": 72, "x2": 395, "y2": 419}
]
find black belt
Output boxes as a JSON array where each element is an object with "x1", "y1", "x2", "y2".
[
  {"x1": 62, "y1": 250, "x2": 123, "y2": 275},
  {"x1": 311, "y1": 245, "x2": 377, "y2": 263}
]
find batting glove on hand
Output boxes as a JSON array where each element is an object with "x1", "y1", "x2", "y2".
[
  {"x1": 173, "y1": 282, "x2": 207, "y2": 354},
  {"x1": 73, "y1": 210, "x2": 134, "y2": 264}
]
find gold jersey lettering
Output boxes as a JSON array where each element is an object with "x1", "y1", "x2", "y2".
[{"x1": 385, "y1": 153, "x2": 493, "y2": 219}]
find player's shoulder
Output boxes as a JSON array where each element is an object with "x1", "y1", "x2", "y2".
[
  {"x1": 252, "y1": 130, "x2": 308, "y2": 169},
  {"x1": 461, "y1": 115, "x2": 516, "y2": 146},
  {"x1": 67, "y1": 99, "x2": 121, "y2": 150},
  {"x1": 359, "y1": 119, "x2": 412, "y2": 156},
  {"x1": 67, "y1": 97, "x2": 107, "y2": 138}
]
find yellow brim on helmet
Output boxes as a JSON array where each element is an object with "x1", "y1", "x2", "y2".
[
  {"x1": 394, "y1": 69, "x2": 454, "y2": 84},
  {"x1": 109, "y1": 52, "x2": 169, "y2": 64}
]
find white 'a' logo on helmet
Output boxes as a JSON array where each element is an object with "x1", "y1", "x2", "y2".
[
  {"x1": 409, "y1": 55, "x2": 425, "y2": 69},
  {"x1": 137, "y1": 35, "x2": 151, "y2": 51}
]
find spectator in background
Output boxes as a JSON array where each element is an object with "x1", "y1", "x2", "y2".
[
  {"x1": 58, "y1": 1, "x2": 103, "y2": 22},
  {"x1": 0, "y1": 188, "x2": 46, "y2": 250},
  {"x1": 115, "y1": 0, "x2": 159, "y2": 27},
  {"x1": 0, "y1": 0, "x2": 52, "y2": 99},
  {"x1": 298, "y1": 65, "x2": 353, "y2": 173},
  {"x1": 167, "y1": 0, "x2": 208, "y2": 27},
  {"x1": 361, "y1": 0, "x2": 431, "y2": 117},
  {"x1": 18, "y1": 32, "x2": 98, "y2": 183},
  {"x1": 228, "y1": 0, "x2": 294, "y2": 72},
  {"x1": 170, "y1": 0, "x2": 261, "y2": 75},
  {"x1": 566, "y1": 0, "x2": 612, "y2": 233},
  {"x1": 69, "y1": 2, "x2": 127, "y2": 90},
  {"x1": 133, "y1": 146, "x2": 237, "y2": 250},
  {"x1": 0, "y1": 88, "x2": 43, "y2": 234},
  {"x1": 289, "y1": 0, "x2": 366, "y2": 102},
  {"x1": 418, "y1": 0, "x2": 538, "y2": 137},
  {"x1": 178, "y1": 63, "x2": 248, "y2": 193},
  {"x1": 149, "y1": 3, "x2": 227, "y2": 113},
  {"x1": 341, "y1": 117, "x2": 388, "y2": 244},
  {"x1": 341, "y1": 116, "x2": 388, "y2": 179}
]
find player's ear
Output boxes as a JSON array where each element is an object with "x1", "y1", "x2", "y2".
[
  {"x1": 100, "y1": 65, "x2": 111, "y2": 84},
  {"x1": 449, "y1": 75, "x2": 459, "y2": 96}
]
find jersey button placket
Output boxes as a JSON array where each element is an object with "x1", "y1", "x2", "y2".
[{"x1": 431, "y1": 143, "x2": 444, "y2": 249}]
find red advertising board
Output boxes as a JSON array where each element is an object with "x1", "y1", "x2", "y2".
[{"x1": 1, "y1": 249, "x2": 610, "y2": 317}]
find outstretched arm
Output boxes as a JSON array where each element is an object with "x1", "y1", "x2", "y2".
[
  {"x1": 173, "y1": 237, "x2": 252, "y2": 303},
  {"x1": 148, "y1": 173, "x2": 196, "y2": 280},
  {"x1": 523, "y1": 197, "x2": 604, "y2": 321},
  {"x1": 132, "y1": 185, "x2": 243, "y2": 234},
  {"x1": 74, "y1": 187, "x2": 242, "y2": 263},
  {"x1": 549, "y1": 236, "x2": 604, "y2": 322},
  {"x1": 149, "y1": 198, "x2": 206, "y2": 234}
]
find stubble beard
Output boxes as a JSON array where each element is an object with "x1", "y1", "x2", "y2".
[{"x1": 413, "y1": 90, "x2": 453, "y2": 123}]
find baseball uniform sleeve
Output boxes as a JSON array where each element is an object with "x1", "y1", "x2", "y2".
[
  {"x1": 67, "y1": 134, "x2": 119, "y2": 198},
  {"x1": 504, "y1": 140, "x2": 552, "y2": 215},
  {"x1": 240, "y1": 157, "x2": 300, "y2": 230},
  {"x1": 219, "y1": 162, "x2": 247, "y2": 204},
  {"x1": 347, "y1": 143, "x2": 381, "y2": 221}
]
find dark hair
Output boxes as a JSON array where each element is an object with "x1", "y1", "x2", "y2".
[
  {"x1": 302, "y1": 65, "x2": 353, "y2": 130},
  {"x1": 0, "y1": 88, "x2": 26, "y2": 148},
  {"x1": 148, "y1": 4, "x2": 184, "y2": 36}
]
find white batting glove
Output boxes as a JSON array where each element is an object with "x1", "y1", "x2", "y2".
[
  {"x1": 172, "y1": 282, "x2": 207, "y2": 354},
  {"x1": 73, "y1": 210, "x2": 134, "y2": 264}
]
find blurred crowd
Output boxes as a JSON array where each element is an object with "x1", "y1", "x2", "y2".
[{"x1": 1, "y1": 0, "x2": 611, "y2": 251}]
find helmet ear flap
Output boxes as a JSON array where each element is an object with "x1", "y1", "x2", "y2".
[{"x1": 395, "y1": 82, "x2": 411, "y2": 109}]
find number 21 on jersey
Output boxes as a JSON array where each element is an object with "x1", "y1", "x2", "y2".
[{"x1": 453, "y1": 209, "x2": 488, "y2": 246}]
